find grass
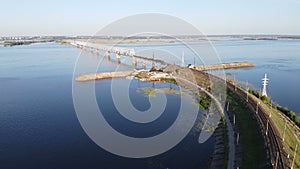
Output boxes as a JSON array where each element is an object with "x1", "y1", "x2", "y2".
[
  {"x1": 250, "y1": 95, "x2": 300, "y2": 169},
  {"x1": 160, "y1": 78, "x2": 178, "y2": 85},
  {"x1": 227, "y1": 89, "x2": 267, "y2": 169},
  {"x1": 249, "y1": 90, "x2": 300, "y2": 127},
  {"x1": 143, "y1": 87, "x2": 157, "y2": 97},
  {"x1": 141, "y1": 87, "x2": 181, "y2": 97}
]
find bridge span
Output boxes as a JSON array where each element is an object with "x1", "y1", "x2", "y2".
[{"x1": 68, "y1": 40, "x2": 167, "y2": 68}]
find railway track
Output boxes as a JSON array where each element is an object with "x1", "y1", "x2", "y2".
[{"x1": 226, "y1": 82, "x2": 287, "y2": 169}]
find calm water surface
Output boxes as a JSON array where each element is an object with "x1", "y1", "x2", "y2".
[
  {"x1": 0, "y1": 43, "x2": 212, "y2": 169},
  {"x1": 1, "y1": 40, "x2": 299, "y2": 168},
  {"x1": 118, "y1": 40, "x2": 300, "y2": 113}
]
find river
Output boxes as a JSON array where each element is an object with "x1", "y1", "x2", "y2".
[
  {"x1": 0, "y1": 40, "x2": 299, "y2": 168},
  {"x1": 0, "y1": 42, "x2": 212, "y2": 169},
  {"x1": 117, "y1": 40, "x2": 300, "y2": 113}
]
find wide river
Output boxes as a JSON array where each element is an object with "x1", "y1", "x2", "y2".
[
  {"x1": 0, "y1": 42, "x2": 212, "y2": 169},
  {"x1": 117, "y1": 39, "x2": 300, "y2": 113},
  {"x1": 0, "y1": 40, "x2": 299, "y2": 168}
]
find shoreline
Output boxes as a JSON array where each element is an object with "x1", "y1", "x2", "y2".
[{"x1": 75, "y1": 61, "x2": 256, "y2": 82}]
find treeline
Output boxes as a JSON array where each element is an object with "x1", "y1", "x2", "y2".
[
  {"x1": 4, "y1": 41, "x2": 32, "y2": 46},
  {"x1": 3, "y1": 40, "x2": 54, "y2": 47},
  {"x1": 249, "y1": 90, "x2": 300, "y2": 127},
  {"x1": 193, "y1": 92, "x2": 211, "y2": 111}
]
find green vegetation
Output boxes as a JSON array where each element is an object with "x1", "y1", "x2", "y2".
[
  {"x1": 149, "y1": 67, "x2": 163, "y2": 72},
  {"x1": 193, "y1": 92, "x2": 211, "y2": 110},
  {"x1": 276, "y1": 106, "x2": 300, "y2": 126},
  {"x1": 249, "y1": 90, "x2": 300, "y2": 127},
  {"x1": 4, "y1": 41, "x2": 32, "y2": 46},
  {"x1": 227, "y1": 89, "x2": 267, "y2": 169},
  {"x1": 248, "y1": 90, "x2": 261, "y2": 99},
  {"x1": 160, "y1": 78, "x2": 178, "y2": 85},
  {"x1": 141, "y1": 87, "x2": 181, "y2": 97},
  {"x1": 198, "y1": 97, "x2": 211, "y2": 111},
  {"x1": 222, "y1": 116, "x2": 229, "y2": 169},
  {"x1": 143, "y1": 87, "x2": 157, "y2": 97},
  {"x1": 3, "y1": 40, "x2": 53, "y2": 47},
  {"x1": 59, "y1": 41, "x2": 71, "y2": 45},
  {"x1": 260, "y1": 95, "x2": 271, "y2": 103},
  {"x1": 250, "y1": 95, "x2": 300, "y2": 169}
]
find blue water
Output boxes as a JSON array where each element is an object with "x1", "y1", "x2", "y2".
[
  {"x1": 1, "y1": 40, "x2": 299, "y2": 168},
  {"x1": 0, "y1": 43, "x2": 213, "y2": 169},
  {"x1": 214, "y1": 40, "x2": 300, "y2": 113},
  {"x1": 117, "y1": 40, "x2": 300, "y2": 113}
]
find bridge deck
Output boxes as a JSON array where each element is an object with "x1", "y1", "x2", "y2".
[{"x1": 69, "y1": 40, "x2": 167, "y2": 65}]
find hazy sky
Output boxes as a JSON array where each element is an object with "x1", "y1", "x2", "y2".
[{"x1": 1, "y1": 0, "x2": 300, "y2": 36}]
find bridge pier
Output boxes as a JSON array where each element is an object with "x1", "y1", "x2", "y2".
[
  {"x1": 106, "y1": 51, "x2": 111, "y2": 60},
  {"x1": 142, "y1": 62, "x2": 146, "y2": 69},
  {"x1": 116, "y1": 53, "x2": 121, "y2": 64},
  {"x1": 132, "y1": 57, "x2": 137, "y2": 69},
  {"x1": 71, "y1": 41, "x2": 166, "y2": 67}
]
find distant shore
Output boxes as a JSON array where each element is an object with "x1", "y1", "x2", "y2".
[
  {"x1": 2, "y1": 40, "x2": 54, "y2": 47},
  {"x1": 2, "y1": 35, "x2": 300, "y2": 47},
  {"x1": 64, "y1": 37, "x2": 300, "y2": 45}
]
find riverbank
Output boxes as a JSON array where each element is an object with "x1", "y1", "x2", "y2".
[{"x1": 250, "y1": 94, "x2": 300, "y2": 168}]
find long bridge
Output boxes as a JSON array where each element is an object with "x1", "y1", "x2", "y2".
[
  {"x1": 68, "y1": 40, "x2": 167, "y2": 68},
  {"x1": 67, "y1": 40, "x2": 254, "y2": 71}
]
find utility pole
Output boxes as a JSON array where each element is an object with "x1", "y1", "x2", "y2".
[
  {"x1": 282, "y1": 119, "x2": 287, "y2": 142},
  {"x1": 236, "y1": 132, "x2": 240, "y2": 145},
  {"x1": 266, "y1": 119, "x2": 269, "y2": 136},
  {"x1": 193, "y1": 56, "x2": 195, "y2": 67},
  {"x1": 234, "y1": 75, "x2": 237, "y2": 91},
  {"x1": 275, "y1": 152, "x2": 279, "y2": 169},
  {"x1": 227, "y1": 102, "x2": 229, "y2": 112},
  {"x1": 233, "y1": 114, "x2": 236, "y2": 126},
  {"x1": 246, "y1": 81, "x2": 249, "y2": 102},
  {"x1": 181, "y1": 51, "x2": 185, "y2": 67},
  {"x1": 291, "y1": 144, "x2": 298, "y2": 169},
  {"x1": 269, "y1": 100, "x2": 272, "y2": 118},
  {"x1": 152, "y1": 52, "x2": 155, "y2": 68},
  {"x1": 256, "y1": 102, "x2": 260, "y2": 114}
]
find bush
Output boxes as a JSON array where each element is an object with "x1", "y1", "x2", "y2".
[
  {"x1": 149, "y1": 67, "x2": 163, "y2": 72},
  {"x1": 160, "y1": 78, "x2": 177, "y2": 85},
  {"x1": 277, "y1": 106, "x2": 290, "y2": 115},
  {"x1": 276, "y1": 106, "x2": 300, "y2": 128},
  {"x1": 260, "y1": 95, "x2": 270, "y2": 103},
  {"x1": 249, "y1": 90, "x2": 261, "y2": 98}
]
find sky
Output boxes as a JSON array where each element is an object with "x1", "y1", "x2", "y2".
[{"x1": 1, "y1": 0, "x2": 300, "y2": 36}]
